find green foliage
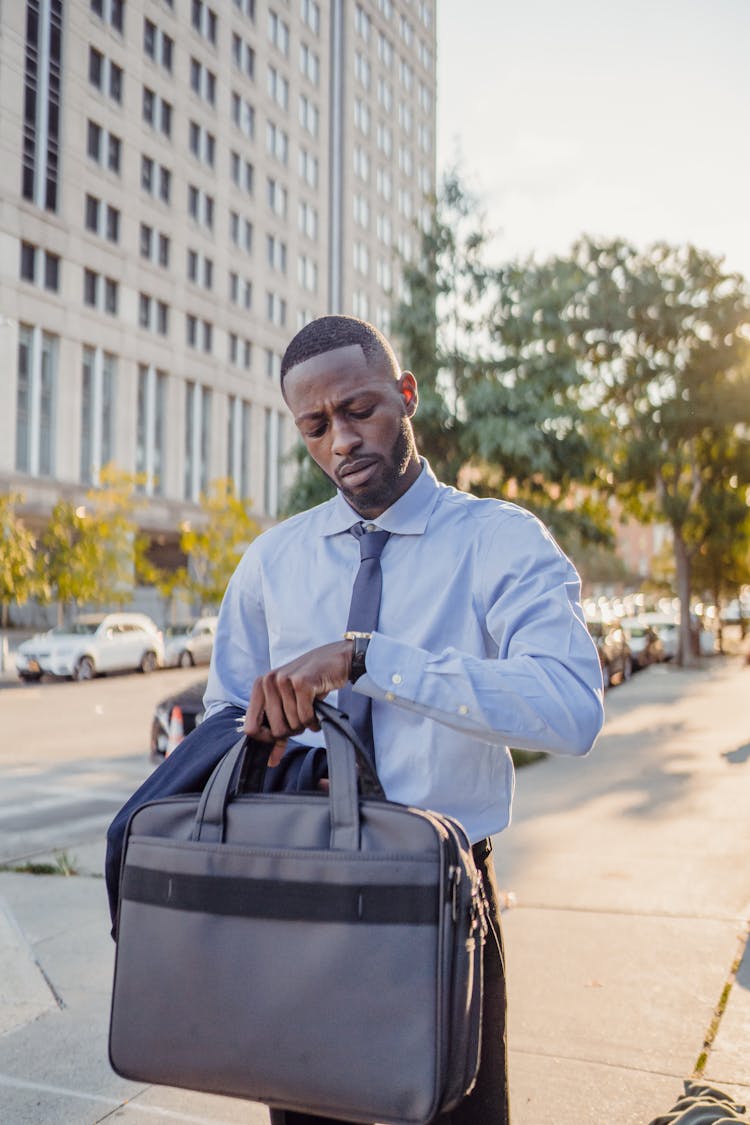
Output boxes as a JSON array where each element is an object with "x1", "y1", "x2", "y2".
[
  {"x1": 280, "y1": 442, "x2": 335, "y2": 517},
  {"x1": 178, "y1": 478, "x2": 260, "y2": 611},
  {"x1": 0, "y1": 493, "x2": 38, "y2": 626},
  {"x1": 36, "y1": 465, "x2": 144, "y2": 620}
]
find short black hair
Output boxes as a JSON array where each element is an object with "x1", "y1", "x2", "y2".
[{"x1": 280, "y1": 315, "x2": 399, "y2": 387}]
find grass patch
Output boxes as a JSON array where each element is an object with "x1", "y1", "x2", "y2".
[
  {"x1": 693, "y1": 946, "x2": 744, "y2": 1075},
  {"x1": 511, "y1": 748, "x2": 547, "y2": 769},
  {"x1": 0, "y1": 850, "x2": 78, "y2": 877}
]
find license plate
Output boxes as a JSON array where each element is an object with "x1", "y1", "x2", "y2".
[{"x1": 28, "y1": 660, "x2": 40, "y2": 673}]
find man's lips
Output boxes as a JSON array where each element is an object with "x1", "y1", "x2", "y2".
[{"x1": 338, "y1": 459, "x2": 379, "y2": 489}]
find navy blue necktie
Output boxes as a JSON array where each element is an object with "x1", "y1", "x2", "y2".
[{"x1": 339, "y1": 523, "x2": 390, "y2": 763}]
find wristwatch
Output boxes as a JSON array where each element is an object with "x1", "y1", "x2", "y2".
[{"x1": 344, "y1": 630, "x2": 371, "y2": 683}]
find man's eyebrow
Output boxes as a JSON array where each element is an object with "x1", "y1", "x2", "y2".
[{"x1": 296, "y1": 393, "x2": 375, "y2": 423}]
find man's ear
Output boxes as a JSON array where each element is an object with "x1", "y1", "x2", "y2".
[{"x1": 398, "y1": 372, "x2": 418, "y2": 416}]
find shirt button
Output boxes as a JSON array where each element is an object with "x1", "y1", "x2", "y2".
[
  {"x1": 458, "y1": 705, "x2": 469, "y2": 715},
  {"x1": 385, "y1": 691, "x2": 395, "y2": 702},
  {"x1": 391, "y1": 673, "x2": 402, "y2": 685}
]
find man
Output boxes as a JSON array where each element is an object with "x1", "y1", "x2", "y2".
[{"x1": 203, "y1": 314, "x2": 604, "y2": 1125}]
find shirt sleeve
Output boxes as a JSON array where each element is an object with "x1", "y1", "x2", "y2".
[
  {"x1": 203, "y1": 545, "x2": 270, "y2": 718},
  {"x1": 358, "y1": 511, "x2": 604, "y2": 756}
]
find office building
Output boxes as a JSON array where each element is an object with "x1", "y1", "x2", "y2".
[{"x1": 0, "y1": 0, "x2": 437, "y2": 567}]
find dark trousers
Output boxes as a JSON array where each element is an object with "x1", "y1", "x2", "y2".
[{"x1": 269, "y1": 839, "x2": 510, "y2": 1125}]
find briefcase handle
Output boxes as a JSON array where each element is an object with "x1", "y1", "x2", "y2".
[{"x1": 191, "y1": 701, "x2": 383, "y2": 850}]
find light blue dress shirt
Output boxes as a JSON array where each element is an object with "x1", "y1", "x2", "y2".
[{"x1": 204, "y1": 460, "x2": 604, "y2": 842}]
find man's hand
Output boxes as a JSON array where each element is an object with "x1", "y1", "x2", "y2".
[{"x1": 244, "y1": 640, "x2": 353, "y2": 745}]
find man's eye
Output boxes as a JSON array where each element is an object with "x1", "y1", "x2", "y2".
[
  {"x1": 306, "y1": 424, "x2": 327, "y2": 438},
  {"x1": 350, "y1": 406, "x2": 374, "y2": 420}
]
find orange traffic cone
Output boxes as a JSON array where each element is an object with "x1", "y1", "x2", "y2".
[{"x1": 165, "y1": 705, "x2": 184, "y2": 756}]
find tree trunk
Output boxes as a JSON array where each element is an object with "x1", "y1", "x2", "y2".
[{"x1": 674, "y1": 532, "x2": 694, "y2": 666}]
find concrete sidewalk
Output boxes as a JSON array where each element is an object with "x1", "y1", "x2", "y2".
[{"x1": 1, "y1": 659, "x2": 749, "y2": 1124}]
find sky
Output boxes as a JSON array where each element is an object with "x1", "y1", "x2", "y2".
[{"x1": 436, "y1": 0, "x2": 750, "y2": 280}]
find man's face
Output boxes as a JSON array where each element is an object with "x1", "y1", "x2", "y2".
[{"x1": 283, "y1": 344, "x2": 421, "y2": 518}]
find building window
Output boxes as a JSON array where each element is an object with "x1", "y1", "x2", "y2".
[
  {"x1": 190, "y1": 57, "x2": 216, "y2": 105},
  {"x1": 268, "y1": 10, "x2": 290, "y2": 55},
  {"x1": 89, "y1": 47, "x2": 123, "y2": 102},
  {"x1": 267, "y1": 66, "x2": 289, "y2": 111},
  {"x1": 300, "y1": 0, "x2": 320, "y2": 35},
  {"x1": 186, "y1": 315, "x2": 213, "y2": 353},
  {"x1": 232, "y1": 33, "x2": 255, "y2": 78},
  {"x1": 136, "y1": 364, "x2": 167, "y2": 495},
  {"x1": 354, "y1": 51, "x2": 370, "y2": 90},
  {"x1": 19, "y1": 242, "x2": 60, "y2": 291},
  {"x1": 90, "y1": 0, "x2": 124, "y2": 33},
  {"x1": 187, "y1": 185, "x2": 214, "y2": 230},
  {"x1": 188, "y1": 121, "x2": 216, "y2": 167},
  {"x1": 143, "y1": 87, "x2": 172, "y2": 137},
  {"x1": 297, "y1": 254, "x2": 318, "y2": 292},
  {"x1": 83, "y1": 270, "x2": 118, "y2": 314},
  {"x1": 229, "y1": 211, "x2": 253, "y2": 254},
  {"x1": 231, "y1": 93, "x2": 255, "y2": 139},
  {"x1": 230, "y1": 151, "x2": 255, "y2": 195},
  {"x1": 227, "y1": 396, "x2": 252, "y2": 498},
  {"x1": 184, "y1": 381, "x2": 212, "y2": 501},
  {"x1": 266, "y1": 234, "x2": 287, "y2": 273},
  {"x1": 15, "y1": 325, "x2": 58, "y2": 476},
  {"x1": 266, "y1": 291, "x2": 287, "y2": 327},
  {"x1": 22, "y1": 0, "x2": 63, "y2": 210},
  {"x1": 144, "y1": 18, "x2": 173, "y2": 71},
  {"x1": 267, "y1": 176, "x2": 288, "y2": 217},
  {"x1": 229, "y1": 272, "x2": 252, "y2": 309},
  {"x1": 298, "y1": 147, "x2": 318, "y2": 188},
  {"x1": 139, "y1": 224, "x2": 171, "y2": 267},
  {"x1": 187, "y1": 249, "x2": 214, "y2": 289},
  {"x1": 266, "y1": 121, "x2": 288, "y2": 164},
  {"x1": 298, "y1": 94, "x2": 319, "y2": 137},
  {"x1": 141, "y1": 156, "x2": 172, "y2": 202},
  {"x1": 234, "y1": 0, "x2": 255, "y2": 19},
  {"x1": 87, "y1": 121, "x2": 122, "y2": 173},
  {"x1": 299, "y1": 42, "x2": 319, "y2": 85},
  {"x1": 298, "y1": 200, "x2": 318, "y2": 240},
  {"x1": 354, "y1": 5, "x2": 370, "y2": 42},
  {"x1": 80, "y1": 346, "x2": 116, "y2": 484},
  {"x1": 138, "y1": 294, "x2": 170, "y2": 335},
  {"x1": 191, "y1": 0, "x2": 217, "y2": 45}
]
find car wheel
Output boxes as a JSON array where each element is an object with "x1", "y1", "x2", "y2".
[
  {"x1": 179, "y1": 650, "x2": 194, "y2": 668},
  {"x1": 623, "y1": 656, "x2": 633, "y2": 682},
  {"x1": 19, "y1": 672, "x2": 42, "y2": 683},
  {"x1": 140, "y1": 650, "x2": 158, "y2": 674},
  {"x1": 73, "y1": 656, "x2": 95, "y2": 682}
]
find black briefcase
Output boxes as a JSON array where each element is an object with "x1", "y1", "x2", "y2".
[{"x1": 110, "y1": 702, "x2": 488, "y2": 1125}]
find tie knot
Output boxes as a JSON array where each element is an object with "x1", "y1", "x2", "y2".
[{"x1": 351, "y1": 522, "x2": 390, "y2": 561}]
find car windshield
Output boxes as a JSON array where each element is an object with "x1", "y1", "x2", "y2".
[{"x1": 50, "y1": 621, "x2": 101, "y2": 636}]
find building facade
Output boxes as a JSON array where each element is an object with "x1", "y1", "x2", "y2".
[{"x1": 0, "y1": 0, "x2": 437, "y2": 556}]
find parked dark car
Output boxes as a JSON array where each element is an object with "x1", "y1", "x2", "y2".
[
  {"x1": 150, "y1": 678, "x2": 208, "y2": 761},
  {"x1": 586, "y1": 619, "x2": 633, "y2": 689}
]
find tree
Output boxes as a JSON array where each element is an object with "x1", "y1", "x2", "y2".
[
  {"x1": 36, "y1": 466, "x2": 145, "y2": 623},
  {"x1": 0, "y1": 494, "x2": 38, "y2": 627},
  {"x1": 178, "y1": 478, "x2": 260, "y2": 611},
  {"x1": 575, "y1": 239, "x2": 750, "y2": 663}
]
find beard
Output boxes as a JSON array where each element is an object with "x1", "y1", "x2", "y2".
[{"x1": 333, "y1": 418, "x2": 418, "y2": 516}]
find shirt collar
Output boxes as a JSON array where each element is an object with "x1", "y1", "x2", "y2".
[{"x1": 321, "y1": 458, "x2": 440, "y2": 537}]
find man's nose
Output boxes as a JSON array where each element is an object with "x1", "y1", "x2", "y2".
[{"x1": 330, "y1": 416, "x2": 361, "y2": 456}]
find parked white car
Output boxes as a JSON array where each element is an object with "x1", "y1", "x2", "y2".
[
  {"x1": 163, "y1": 617, "x2": 218, "y2": 668},
  {"x1": 16, "y1": 613, "x2": 164, "y2": 682}
]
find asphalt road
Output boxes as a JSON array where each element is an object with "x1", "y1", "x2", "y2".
[{"x1": 0, "y1": 667, "x2": 208, "y2": 865}]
